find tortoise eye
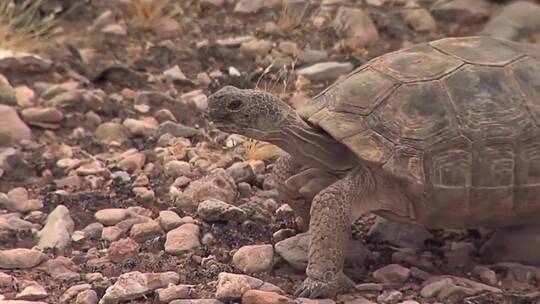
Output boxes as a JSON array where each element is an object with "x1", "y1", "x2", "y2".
[{"x1": 227, "y1": 99, "x2": 242, "y2": 111}]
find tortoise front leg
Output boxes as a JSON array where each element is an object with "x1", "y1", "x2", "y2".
[
  {"x1": 272, "y1": 154, "x2": 312, "y2": 231},
  {"x1": 294, "y1": 167, "x2": 375, "y2": 299}
]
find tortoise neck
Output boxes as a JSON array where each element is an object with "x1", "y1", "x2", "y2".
[{"x1": 272, "y1": 113, "x2": 358, "y2": 172}]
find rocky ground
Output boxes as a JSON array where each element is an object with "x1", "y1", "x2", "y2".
[{"x1": 0, "y1": 0, "x2": 540, "y2": 303}]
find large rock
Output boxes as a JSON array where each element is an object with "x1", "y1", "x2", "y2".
[
  {"x1": 37, "y1": 205, "x2": 74, "y2": 250},
  {"x1": 99, "y1": 271, "x2": 180, "y2": 304},
  {"x1": 0, "y1": 105, "x2": 32, "y2": 147},
  {"x1": 332, "y1": 7, "x2": 379, "y2": 48},
  {"x1": 215, "y1": 272, "x2": 251, "y2": 302},
  {"x1": 481, "y1": 1, "x2": 540, "y2": 40},
  {"x1": 0, "y1": 50, "x2": 52, "y2": 76},
  {"x1": 480, "y1": 222, "x2": 540, "y2": 264},
  {"x1": 430, "y1": 0, "x2": 491, "y2": 24}
]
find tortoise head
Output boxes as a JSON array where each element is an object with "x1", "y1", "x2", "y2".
[{"x1": 208, "y1": 86, "x2": 293, "y2": 140}]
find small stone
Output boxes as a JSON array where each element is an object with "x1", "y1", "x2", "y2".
[
  {"x1": 154, "y1": 108, "x2": 177, "y2": 123},
  {"x1": 95, "y1": 209, "x2": 129, "y2": 226},
  {"x1": 232, "y1": 244, "x2": 274, "y2": 274},
  {"x1": 333, "y1": 7, "x2": 379, "y2": 48},
  {"x1": 240, "y1": 40, "x2": 273, "y2": 58},
  {"x1": 373, "y1": 264, "x2": 410, "y2": 284},
  {"x1": 99, "y1": 271, "x2": 180, "y2": 304},
  {"x1": 430, "y1": 0, "x2": 491, "y2": 23},
  {"x1": 37, "y1": 205, "x2": 74, "y2": 250},
  {"x1": 170, "y1": 300, "x2": 224, "y2": 304},
  {"x1": 158, "y1": 121, "x2": 198, "y2": 138},
  {"x1": 298, "y1": 49, "x2": 329, "y2": 65},
  {"x1": 226, "y1": 162, "x2": 255, "y2": 183},
  {"x1": 481, "y1": 1, "x2": 540, "y2": 40},
  {"x1": 133, "y1": 187, "x2": 155, "y2": 203},
  {"x1": 234, "y1": 0, "x2": 264, "y2": 14},
  {"x1": 0, "y1": 272, "x2": 12, "y2": 286},
  {"x1": 102, "y1": 23, "x2": 127, "y2": 35},
  {"x1": 242, "y1": 290, "x2": 295, "y2": 304},
  {"x1": 123, "y1": 118, "x2": 158, "y2": 137},
  {"x1": 0, "y1": 105, "x2": 32, "y2": 146},
  {"x1": 155, "y1": 284, "x2": 195, "y2": 303},
  {"x1": 76, "y1": 289, "x2": 99, "y2": 304},
  {"x1": 274, "y1": 233, "x2": 309, "y2": 270},
  {"x1": 107, "y1": 238, "x2": 140, "y2": 263},
  {"x1": 117, "y1": 152, "x2": 146, "y2": 173},
  {"x1": 402, "y1": 7, "x2": 437, "y2": 33},
  {"x1": 376, "y1": 290, "x2": 403, "y2": 304},
  {"x1": 165, "y1": 160, "x2": 192, "y2": 178},
  {"x1": 197, "y1": 199, "x2": 246, "y2": 222},
  {"x1": 179, "y1": 169, "x2": 237, "y2": 210},
  {"x1": 163, "y1": 65, "x2": 188, "y2": 83},
  {"x1": 0, "y1": 248, "x2": 47, "y2": 269},
  {"x1": 59, "y1": 283, "x2": 92, "y2": 304},
  {"x1": 472, "y1": 266, "x2": 497, "y2": 285},
  {"x1": 15, "y1": 281, "x2": 48, "y2": 300},
  {"x1": 367, "y1": 217, "x2": 432, "y2": 250},
  {"x1": 215, "y1": 272, "x2": 251, "y2": 302},
  {"x1": 95, "y1": 122, "x2": 130, "y2": 144},
  {"x1": 296, "y1": 62, "x2": 354, "y2": 82},
  {"x1": 355, "y1": 283, "x2": 383, "y2": 291},
  {"x1": 21, "y1": 107, "x2": 64, "y2": 123},
  {"x1": 42, "y1": 256, "x2": 80, "y2": 282},
  {"x1": 165, "y1": 223, "x2": 201, "y2": 255},
  {"x1": 158, "y1": 210, "x2": 184, "y2": 231},
  {"x1": 129, "y1": 220, "x2": 163, "y2": 242}
]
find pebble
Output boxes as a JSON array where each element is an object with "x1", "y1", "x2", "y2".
[
  {"x1": 0, "y1": 50, "x2": 52, "y2": 75},
  {"x1": 59, "y1": 283, "x2": 92, "y2": 304},
  {"x1": 21, "y1": 107, "x2": 64, "y2": 123},
  {"x1": 332, "y1": 7, "x2": 379, "y2": 48},
  {"x1": 240, "y1": 39, "x2": 273, "y2": 58},
  {"x1": 158, "y1": 121, "x2": 198, "y2": 138},
  {"x1": 274, "y1": 232, "x2": 309, "y2": 270},
  {"x1": 102, "y1": 24, "x2": 127, "y2": 35},
  {"x1": 367, "y1": 217, "x2": 432, "y2": 250},
  {"x1": 165, "y1": 160, "x2": 192, "y2": 178},
  {"x1": 298, "y1": 49, "x2": 329, "y2": 65},
  {"x1": 481, "y1": 1, "x2": 540, "y2": 40},
  {"x1": 197, "y1": 199, "x2": 246, "y2": 222},
  {"x1": 402, "y1": 7, "x2": 437, "y2": 33},
  {"x1": 158, "y1": 210, "x2": 185, "y2": 231},
  {"x1": 0, "y1": 272, "x2": 12, "y2": 286},
  {"x1": 179, "y1": 169, "x2": 237, "y2": 210},
  {"x1": 165, "y1": 223, "x2": 201, "y2": 255},
  {"x1": 430, "y1": 0, "x2": 491, "y2": 23},
  {"x1": 99, "y1": 271, "x2": 180, "y2": 304},
  {"x1": 94, "y1": 122, "x2": 130, "y2": 144},
  {"x1": 37, "y1": 205, "x2": 74, "y2": 250},
  {"x1": 155, "y1": 284, "x2": 195, "y2": 303},
  {"x1": 123, "y1": 118, "x2": 158, "y2": 137},
  {"x1": 107, "y1": 238, "x2": 140, "y2": 263},
  {"x1": 41, "y1": 257, "x2": 80, "y2": 282},
  {"x1": 0, "y1": 105, "x2": 32, "y2": 146},
  {"x1": 376, "y1": 290, "x2": 403, "y2": 304},
  {"x1": 215, "y1": 272, "x2": 251, "y2": 302},
  {"x1": 129, "y1": 220, "x2": 163, "y2": 242},
  {"x1": 297, "y1": 62, "x2": 354, "y2": 82},
  {"x1": 0, "y1": 248, "x2": 47, "y2": 269},
  {"x1": 242, "y1": 290, "x2": 295, "y2": 304},
  {"x1": 1, "y1": 189, "x2": 43, "y2": 212},
  {"x1": 117, "y1": 152, "x2": 146, "y2": 173},
  {"x1": 15, "y1": 281, "x2": 48, "y2": 300},
  {"x1": 232, "y1": 244, "x2": 274, "y2": 274},
  {"x1": 95, "y1": 209, "x2": 129, "y2": 226},
  {"x1": 226, "y1": 161, "x2": 255, "y2": 183},
  {"x1": 373, "y1": 264, "x2": 411, "y2": 284},
  {"x1": 472, "y1": 265, "x2": 497, "y2": 285},
  {"x1": 75, "y1": 289, "x2": 99, "y2": 304},
  {"x1": 234, "y1": 0, "x2": 264, "y2": 14}
]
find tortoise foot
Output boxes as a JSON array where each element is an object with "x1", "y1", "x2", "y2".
[{"x1": 294, "y1": 277, "x2": 338, "y2": 299}]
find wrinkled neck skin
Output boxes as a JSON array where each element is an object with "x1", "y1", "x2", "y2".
[{"x1": 248, "y1": 111, "x2": 358, "y2": 174}]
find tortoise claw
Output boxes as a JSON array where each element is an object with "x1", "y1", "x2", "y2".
[{"x1": 294, "y1": 277, "x2": 337, "y2": 299}]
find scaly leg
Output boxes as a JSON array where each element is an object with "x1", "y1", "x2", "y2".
[
  {"x1": 272, "y1": 154, "x2": 312, "y2": 231},
  {"x1": 295, "y1": 167, "x2": 376, "y2": 299}
]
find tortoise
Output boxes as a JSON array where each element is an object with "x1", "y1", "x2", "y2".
[{"x1": 207, "y1": 36, "x2": 540, "y2": 298}]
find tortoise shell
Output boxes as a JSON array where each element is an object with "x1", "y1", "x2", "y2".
[{"x1": 302, "y1": 36, "x2": 540, "y2": 227}]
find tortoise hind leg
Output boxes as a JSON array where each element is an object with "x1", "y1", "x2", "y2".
[{"x1": 480, "y1": 222, "x2": 540, "y2": 264}]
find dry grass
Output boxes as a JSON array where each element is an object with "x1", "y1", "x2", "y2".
[
  {"x1": 278, "y1": 0, "x2": 313, "y2": 32},
  {"x1": 118, "y1": 0, "x2": 183, "y2": 32},
  {"x1": 244, "y1": 139, "x2": 284, "y2": 161},
  {"x1": 0, "y1": 0, "x2": 61, "y2": 52}
]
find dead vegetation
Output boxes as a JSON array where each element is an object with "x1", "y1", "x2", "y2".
[
  {"x1": 0, "y1": 0, "x2": 61, "y2": 52},
  {"x1": 117, "y1": 0, "x2": 183, "y2": 32}
]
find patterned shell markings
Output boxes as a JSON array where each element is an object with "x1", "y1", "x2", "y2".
[{"x1": 307, "y1": 36, "x2": 540, "y2": 217}]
